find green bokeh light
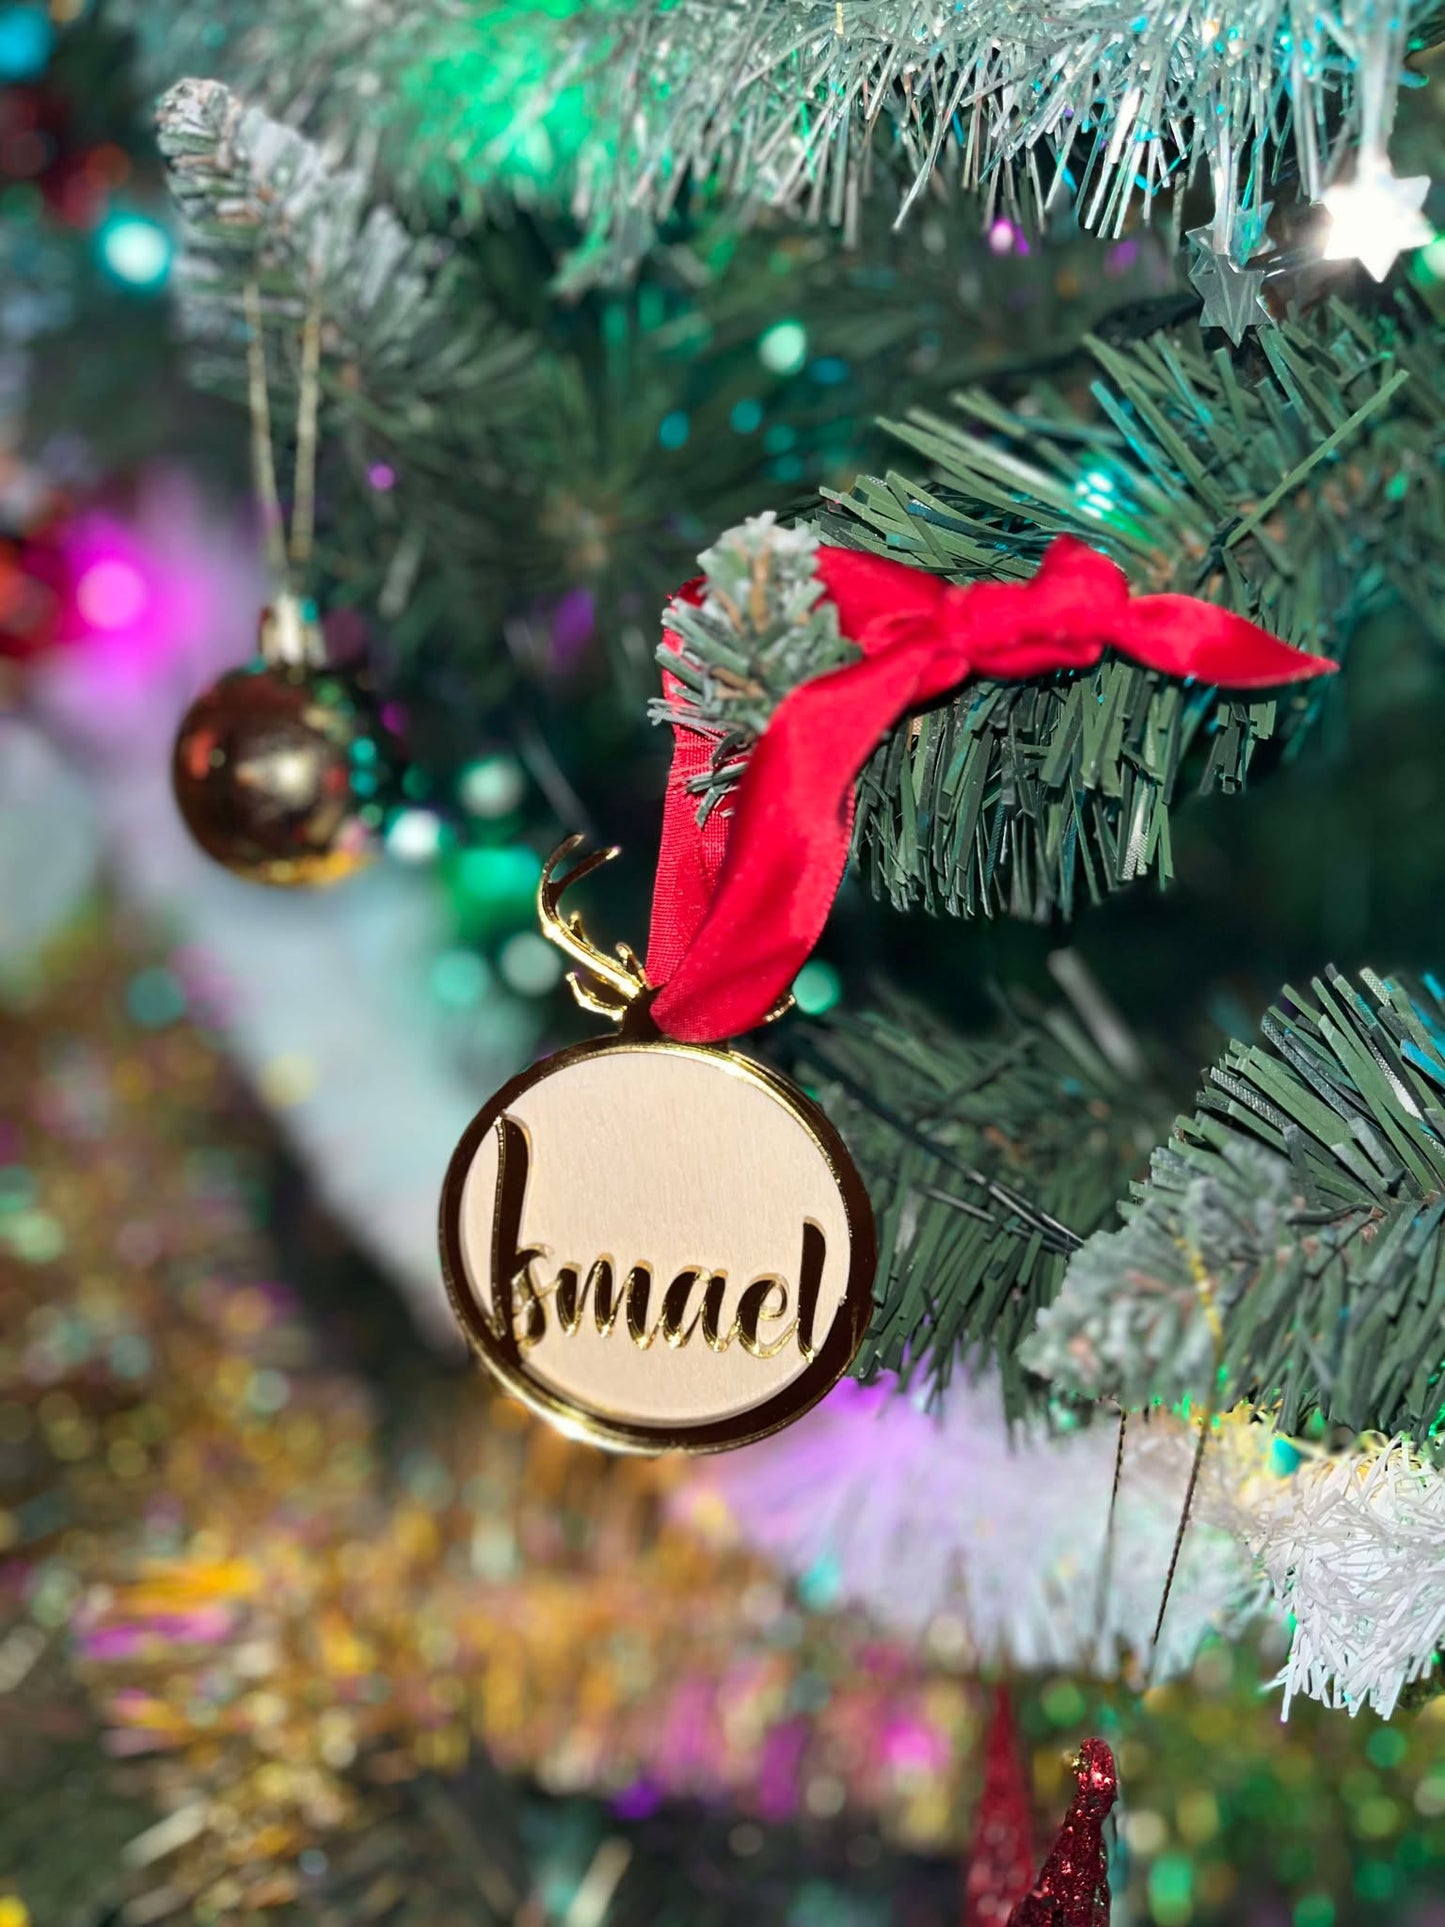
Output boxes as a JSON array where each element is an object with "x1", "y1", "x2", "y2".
[
  {"x1": 1148, "y1": 1853, "x2": 1194, "y2": 1925},
  {"x1": 97, "y1": 212, "x2": 174, "y2": 290},
  {"x1": 1294, "y1": 1897, "x2": 1334, "y2": 1927},
  {"x1": 792, "y1": 960, "x2": 841, "y2": 1016},
  {"x1": 1354, "y1": 1860, "x2": 1399, "y2": 1902},
  {"x1": 458, "y1": 754, "x2": 526, "y2": 819},
  {"x1": 758, "y1": 320, "x2": 808, "y2": 376},
  {"x1": 1365, "y1": 1728, "x2": 1407, "y2": 1770},
  {"x1": 658, "y1": 409, "x2": 690, "y2": 449},
  {"x1": 1041, "y1": 1678, "x2": 1086, "y2": 1726},
  {"x1": 430, "y1": 949, "x2": 492, "y2": 1009},
  {"x1": 454, "y1": 844, "x2": 542, "y2": 910}
]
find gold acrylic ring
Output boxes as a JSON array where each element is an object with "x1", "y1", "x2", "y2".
[{"x1": 437, "y1": 1034, "x2": 877, "y2": 1455}]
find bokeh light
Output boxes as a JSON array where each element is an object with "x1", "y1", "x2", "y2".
[
  {"x1": 657, "y1": 409, "x2": 690, "y2": 450},
  {"x1": 75, "y1": 558, "x2": 148, "y2": 631},
  {"x1": 458, "y1": 753, "x2": 526, "y2": 819},
  {"x1": 758, "y1": 320, "x2": 808, "y2": 376},
  {"x1": 0, "y1": 4, "x2": 52, "y2": 83},
  {"x1": 1073, "y1": 468, "x2": 1118, "y2": 519},
  {"x1": 429, "y1": 948, "x2": 492, "y2": 1009},
  {"x1": 97, "y1": 212, "x2": 174, "y2": 289},
  {"x1": 452, "y1": 842, "x2": 540, "y2": 911},
  {"x1": 792, "y1": 959, "x2": 842, "y2": 1016},
  {"x1": 385, "y1": 807, "x2": 445, "y2": 863},
  {"x1": 499, "y1": 929, "x2": 564, "y2": 996}
]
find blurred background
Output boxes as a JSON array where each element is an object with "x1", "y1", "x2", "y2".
[{"x1": 3, "y1": 4, "x2": 1445, "y2": 1923}]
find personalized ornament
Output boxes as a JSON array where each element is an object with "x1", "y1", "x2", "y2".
[
  {"x1": 441, "y1": 523, "x2": 1336, "y2": 1453},
  {"x1": 440, "y1": 842, "x2": 876, "y2": 1454}
]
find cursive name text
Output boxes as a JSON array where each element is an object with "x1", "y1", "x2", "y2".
[{"x1": 487, "y1": 1115, "x2": 824, "y2": 1363}]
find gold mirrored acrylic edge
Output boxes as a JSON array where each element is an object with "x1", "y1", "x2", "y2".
[{"x1": 436, "y1": 1032, "x2": 878, "y2": 1457}]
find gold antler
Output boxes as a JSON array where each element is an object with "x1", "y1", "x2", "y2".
[{"x1": 537, "y1": 838, "x2": 650, "y2": 1023}]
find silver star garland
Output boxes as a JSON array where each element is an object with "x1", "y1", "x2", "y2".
[
  {"x1": 1186, "y1": 227, "x2": 1270, "y2": 344},
  {"x1": 1316, "y1": 5, "x2": 1435, "y2": 282}
]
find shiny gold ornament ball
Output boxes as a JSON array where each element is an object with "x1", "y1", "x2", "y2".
[{"x1": 171, "y1": 660, "x2": 391, "y2": 887}]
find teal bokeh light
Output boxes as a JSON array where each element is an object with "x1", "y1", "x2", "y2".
[{"x1": 97, "y1": 213, "x2": 175, "y2": 290}]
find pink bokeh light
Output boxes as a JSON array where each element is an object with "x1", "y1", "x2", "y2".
[
  {"x1": 75, "y1": 556, "x2": 149, "y2": 630},
  {"x1": 38, "y1": 466, "x2": 267, "y2": 759}
]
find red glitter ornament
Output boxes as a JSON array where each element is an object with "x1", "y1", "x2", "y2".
[
  {"x1": 0, "y1": 526, "x2": 69, "y2": 662},
  {"x1": 963, "y1": 1686, "x2": 1037, "y2": 1926},
  {"x1": 1007, "y1": 1739, "x2": 1117, "y2": 1927}
]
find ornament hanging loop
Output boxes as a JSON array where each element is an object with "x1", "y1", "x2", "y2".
[
  {"x1": 538, "y1": 838, "x2": 653, "y2": 1026},
  {"x1": 538, "y1": 837, "x2": 795, "y2": 1037},
  {"x1": 244, "y1": 271, "x2": 328, "y2": 672},
  {"x1": 257, "y1": 592, "x2": 325, "y2": 670}
]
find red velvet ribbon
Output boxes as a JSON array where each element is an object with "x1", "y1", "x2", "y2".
[{"x1": 645, "y1": 537, "x2": 1336, "y2": 1043}]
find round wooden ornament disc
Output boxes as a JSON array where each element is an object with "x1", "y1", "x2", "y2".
[{"x1": 439, "y1": 1037, "x2": 876, "y2": 1453}]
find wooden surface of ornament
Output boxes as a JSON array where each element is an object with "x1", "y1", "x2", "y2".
[{"x1": 440, "y1": 1037, "x2": 875, "y2": 1453}]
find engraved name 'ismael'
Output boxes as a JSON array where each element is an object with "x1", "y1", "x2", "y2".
[{"x1": 487, "y1": 1116, "x2": 826, "y2": 1363}]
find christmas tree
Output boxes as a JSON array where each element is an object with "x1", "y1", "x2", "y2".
[{"x1": 4, "y1": 3, "x2": 1445, "y2": 1921}]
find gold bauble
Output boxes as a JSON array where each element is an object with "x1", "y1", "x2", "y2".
[{"x1": 171, "y1": 657, "x2": 388, "y2": 888}]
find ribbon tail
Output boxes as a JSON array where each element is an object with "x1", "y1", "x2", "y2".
[
  {"x1": 645, "y1": 668, "x2": 731, "y2": 987},
  {"x1": 1115, "y1": 593, "x2": 1338, "y2": 686},
  {"x1": 648, "y1": 647, "x2": 934, "y2": 1043}
]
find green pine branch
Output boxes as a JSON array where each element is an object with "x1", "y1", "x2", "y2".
[
  {"x1": 155, "y1": 77, "x2": 539, "y2": 428},
  {"x1": 153, "y1": 64, "x2": 1179, "y2": 703},
  {"x1": 155, "y1": 76, "x2": 544, "y2": 663},
  {"x1": 1023, "y1": 967, "x2": 1445, "y2": 1447},
  {"x1": 119, "y1": 1, "x2": 599, "y2": 228},
  {"x1": 654, "y1": 300, "x2": 1440, "y2": 929},
  {"x1": 653, "y1": 515, "x2": 857, "y2": 820},
  {"x1": 154, "y1": 73, "x2": 554, "y2": 678},
  {"x1": 818, "y1": 295, "x2": 1441, "y2": 922},
  {"x1": 790, "y1": 987, "x2": 1173, "y2": 1411}
]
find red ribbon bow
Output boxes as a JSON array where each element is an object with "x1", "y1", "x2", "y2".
[{"x1": 645, "y1": 537, "x2": 1336, "y2": 1043}]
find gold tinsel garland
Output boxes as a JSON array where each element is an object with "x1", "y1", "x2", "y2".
[
  {"x1": 0, "y1": 905, "x2": 980, "y2": 1917},
  {"x1": 4, "y1": 905, "x2": 1444, "y2": 1925}
]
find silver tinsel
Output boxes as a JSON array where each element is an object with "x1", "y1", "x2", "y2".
[
  {"x1": 1209, "y1": 1436, "x2": 1445, "y2": 1718},
  {"x1": 551, "y1": 0, "x2": 1435, "y2": 271}
]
